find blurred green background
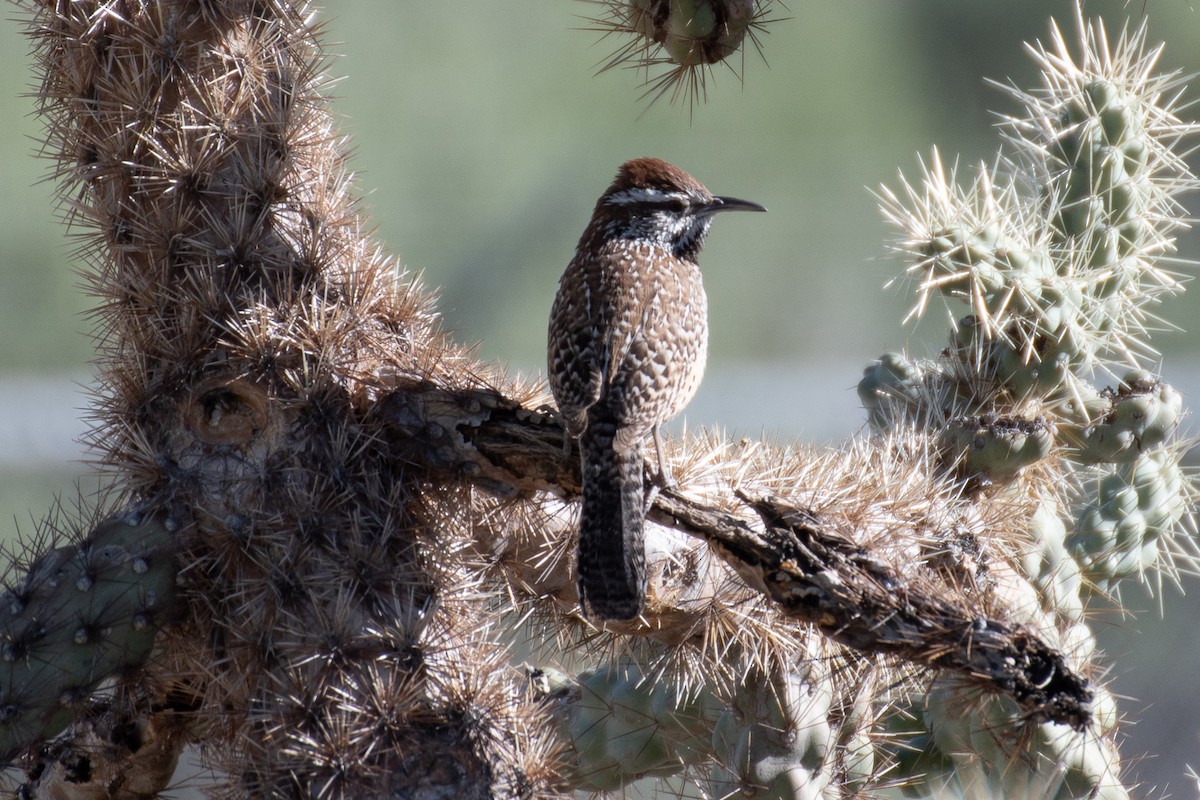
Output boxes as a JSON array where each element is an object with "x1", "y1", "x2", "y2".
[{"x1": 2, "y1": 1, "x2": 1199, "y2": 793}]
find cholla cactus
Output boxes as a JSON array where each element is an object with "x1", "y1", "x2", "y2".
[
  {"x1": 1, "y1": 2, "x2": 1195, "y2": 799},
  {"x1": 581, "y1": 0, "x2": 783, "y2": 108},
  {"x1": 0, "y1": 510, "x2": 175, "y2": 764},
  {"x1": 865, "y1": 10, "x2": 1198, "y2": 798},
  {"x1": 10, "y1": 1, "x2": 560, "y2": 796}
]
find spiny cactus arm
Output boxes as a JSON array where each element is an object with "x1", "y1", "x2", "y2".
[
  {"x1": 0, "y1": 512, "x2": 177, "y2": 767},
  {"x1": 18, "y1": 0, "x2": 560, "y2": 795},
  {"x1": 379, "y1": 380, "x2": 1092, "y2": 729},
  {"x1": 858, "y1": 11, "x2": 1197, "y2": 797},
  {"x1": 581, "y1": 0, "x2": 785, "y2": 110}
]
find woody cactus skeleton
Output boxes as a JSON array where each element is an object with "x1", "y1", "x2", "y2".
[{"x1": 0, "y1": 2, "x2": 1195, "y2": 799}]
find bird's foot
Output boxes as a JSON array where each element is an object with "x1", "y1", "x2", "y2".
[{"x1": 644, "y1": 462, "x2": 676, "y2": 513}]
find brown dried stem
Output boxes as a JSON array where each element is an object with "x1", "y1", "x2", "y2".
[{"x1": 379, "y1": 381, "x2": 1093, "y2": 730}]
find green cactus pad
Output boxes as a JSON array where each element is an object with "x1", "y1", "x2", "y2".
[
  {"x1": 940, "y1": 413, "x2": 1055, "y2": 483},
  {"x1": 0, "y1": 513, "x2": 176, "y2": 763},
  {"x1": 557, "y1": 661, "x2": 720, "y2": 791},
  {"x1": 1068, "y1": 449, "x2": 1188, "y2": 582},
  {"x1": 1063, "y1": 371, "x2": 1182, "y2": 464}
]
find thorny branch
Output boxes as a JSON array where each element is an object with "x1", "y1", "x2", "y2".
[{"x1": 379, "y1": 380, "x2": 1093, "y2": 730}]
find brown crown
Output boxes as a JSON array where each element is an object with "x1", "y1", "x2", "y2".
[{"x1": 609, "y1": 157, "x2": 711, "y2": 198}]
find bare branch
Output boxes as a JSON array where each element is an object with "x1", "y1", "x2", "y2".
[{"x1": 378, "y1": 380, "x2": 1093, "y2": 729}]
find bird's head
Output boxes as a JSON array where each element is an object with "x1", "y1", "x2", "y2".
[{"x1": 593, "y1": 157, "x2": 766, "y2": 260}]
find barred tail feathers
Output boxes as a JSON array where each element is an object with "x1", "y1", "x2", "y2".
[{"x1": 577, "y1": 414, "x2": 646, "y2": 621}]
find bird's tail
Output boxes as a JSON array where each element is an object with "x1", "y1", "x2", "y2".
[{"x1": 577, "y1": 412, "x2": 646, "y2": 621}]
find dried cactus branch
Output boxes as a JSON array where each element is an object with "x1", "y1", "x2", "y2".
[
  {"x1": 714, "y1": 493, "x2": 1090, "y2": 730},
  {"x1": 1, "y1": 376, "x2": 1092, "y2": 774},
  {"x1": 378, "y1": 379, "x2": 1092, "y2": 729}
]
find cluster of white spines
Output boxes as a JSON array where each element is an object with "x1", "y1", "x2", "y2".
[{"x1": 864, "y1": 12, "x2": 1198, "y2": 799}]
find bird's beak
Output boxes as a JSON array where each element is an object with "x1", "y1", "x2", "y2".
[{"x1": 705, "y1": 195, "x2": 768, "y2": 214}]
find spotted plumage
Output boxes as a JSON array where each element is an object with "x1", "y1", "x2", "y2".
[{"x1": 547, "y1": 158, "x2": 765, "y2": 621}]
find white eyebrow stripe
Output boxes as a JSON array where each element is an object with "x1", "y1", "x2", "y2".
[{"x1": 605, "y1": 187, "x2": 693, "y2": 206}]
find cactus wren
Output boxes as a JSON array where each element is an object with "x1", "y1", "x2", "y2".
[{"x1": 547, "y1": 157, "x2": 765, "y2": 621}]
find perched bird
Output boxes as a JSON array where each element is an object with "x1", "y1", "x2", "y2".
[{"x1": 547, "y1": 157, "x2": 765, "y2": 621}]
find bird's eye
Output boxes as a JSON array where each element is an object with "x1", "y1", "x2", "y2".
[{"x1": 661, "y1": 197, "x2": 688, "y2": 213}]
